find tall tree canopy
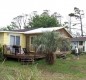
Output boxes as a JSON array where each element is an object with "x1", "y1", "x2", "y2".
[
  {"x1": 0, "y1": 25, "x2": 15, "y2": 30},
  {"x1": 0, "y1": 11, "x2": 61, "y2": 30},
  {"x1": 28, "y1": 11, "x2": 61, "y2": 28},
  {"x1": 0, "y1": 14, "x2": 29, "y2": 30},
  {"x1": 11, "y1": 14, "x2": 29, "y2": 29},
  {"x1": 68, "y1": 7, "x2": 84, "y2": 36}
]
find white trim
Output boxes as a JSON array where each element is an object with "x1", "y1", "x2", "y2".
[
  {"x1": 85, "y1": 41, "x2": 86, "y2": 52},
  {"x1": 24, "y1": 27, "x2": 64, "y2": 34},
  {"x1": 0, "y1": 31, "x2": 24, "y2": 33}
]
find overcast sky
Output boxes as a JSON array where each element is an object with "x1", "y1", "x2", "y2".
[{"x1": 0, "y1": 0, "x2": 86, "y2": 31}]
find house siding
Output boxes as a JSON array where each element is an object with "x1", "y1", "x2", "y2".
[
  {"x1": 20, "y1": 34, "x2": 26, "y2": 48},
  {"x1": 71, "y1": 41, "x2": 78, "y2": 50},
  {"x1": 26, "y1": 30, "x2": 71, "y2": 52},
  {"x1": 0, "y1": 33, "x2": 4, "y2": 45},
  {"x1": 85, "y1": 41, "x2": 86, "y2": 52},
  {"x1": 3, "y1": 32, "x2": 9, "y2": 45},
  {"x1": 0, "y1": 32, "x2": 26, "y2": 48},
  {"x1": 26, "y1": 35, "x2": 30, "y2": 52},
  {"x1": 71, "y1": 41, "x2": 86, "y2": 52},
  {"x1": 58, "y1": 29, "x2": 71, "y2": 38},
  {"x1": 26, "y1": 34, "x2": 37, "y2": 52}
]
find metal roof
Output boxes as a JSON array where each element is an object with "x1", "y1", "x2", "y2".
[
  {"x1": 0, "y1": 28, "x2": 34, "y2": 33},
  {"x1": 24, "y1": 27, "x2": 64, "y2": 34},
  {"x1": 71, "y1": 37, "x2": 86, "y2": 41},
  {"x1": 0, "y1": 27, "x2": 73, "y2": 38}
]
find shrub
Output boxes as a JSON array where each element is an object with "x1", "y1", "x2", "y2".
[{"x1": 0, "y1": 45, "x2": 4, "y2": 61}]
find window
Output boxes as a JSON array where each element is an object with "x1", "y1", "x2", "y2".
[
  {"x1": 16, "y1": 36, "x2": 20, "y2": 46},
  {"x1": 30, "y1": 36, "x2": 36, "y2": 52},
  {"x1": 31, "y1": 37, "x2": 34, "y2": 44},
  {"x1": 79, "y1": 41, "x2": 83, "y2": 45},
  {"x1": 30, "y1": 36, "x2": 35, "y2": 44},
  {"x1": 10, "y1": 35, "x2": 20, "y2": 46},
  {"x1": 10, "y1": 35, "x2": 15, "y2": 45}
]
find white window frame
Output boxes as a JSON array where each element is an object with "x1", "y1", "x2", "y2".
[{"x1": 10, "y1": 34, "x2": 20, "y2": 46}]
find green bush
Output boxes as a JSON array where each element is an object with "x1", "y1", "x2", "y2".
[{"x1": 0, "y1": 45, "x2": 4, "y2": 61}]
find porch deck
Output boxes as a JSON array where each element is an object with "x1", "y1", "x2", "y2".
[
  {"x1": 3, "y1": 45, "x2": 45, "y2": 63},
  {"x1": 4, "y1": 53, "x2": 45, "y2": 61}
]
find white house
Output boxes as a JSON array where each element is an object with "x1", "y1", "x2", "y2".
[{"x1": 71, "y1": 37, "x2": 86, "y2": 52}]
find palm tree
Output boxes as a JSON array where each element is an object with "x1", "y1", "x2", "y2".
[{"x1": 33, "y1": 32, "x2": 70, "y2": 64}]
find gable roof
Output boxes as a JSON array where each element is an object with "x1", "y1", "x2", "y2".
[
  {"x1": 0, "y1": 27, "x2": 72, "y2": 38},
  {"x1": 71, "y1": 37, "x2": 86, "y2": 41},
  {"x1": 24, "y1": 27, "x2": 63, "y2": 34},
  {"x1": 24, "y1": 27, "x2": 73, "y2": 38}
]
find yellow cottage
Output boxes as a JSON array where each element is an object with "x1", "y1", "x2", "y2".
[{"x1": 0, "y1": 27, "x2": 72, "y2": 54}]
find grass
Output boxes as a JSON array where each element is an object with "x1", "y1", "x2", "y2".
[
  {"x1": 37, "y1": 54, "x2": 86, "y2": 80},
  {"x1": 0, "y1": 61, "x2": 41, "y2": 80},
  {"x1": 1, "y1": 54, "x2": 86, "y2": 80}
]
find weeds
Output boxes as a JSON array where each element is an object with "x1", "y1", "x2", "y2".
[{"x1": 0, "y1": 62, "x2": 42, "y2": 80}]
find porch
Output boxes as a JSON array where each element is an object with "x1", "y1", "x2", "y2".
[
  {"x1": 4, "y1": 53, "x2": 45, "y2": 60},
  {"x1": 3, "y1": 45, "x2": 45, "y2": 63}
]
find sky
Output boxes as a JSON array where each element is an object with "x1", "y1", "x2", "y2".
[{"x1": 0, "y1": 0, "x2": 86, "y2": 34}]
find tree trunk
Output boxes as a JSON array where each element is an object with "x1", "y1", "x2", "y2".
[{"x1": 46, "y1": 53, "x2": 55, "y2": 64}]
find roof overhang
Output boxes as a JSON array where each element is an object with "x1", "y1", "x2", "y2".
[
  {"x1": 0, "y1": 31, "x2": 24, "y2": 34},
  {"x1": 24, "y1": 27, "x2": 73, "y2": 38},
  {"x1": 71, "y1": 37, "x2": 86, "y2": 41},
  {"x1": 0, "y1": 27, "x2": 73, "y2": 38}
]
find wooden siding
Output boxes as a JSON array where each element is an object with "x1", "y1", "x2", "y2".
[
  {"x1": 26, "y1": 34, "x2": 37, "y2": 52},
  {"x1": 26, "y1": 29, "x2": 72, "y2": 52},
  {"x1": 0, "y1": 32, "x2": 26, "y2": 48},
  {"x1": 0, "y1": 33, "x2": 4, "y2": 45},
  {"x1": 58, "y1": 29, "x2": 72, "y2": 38}
]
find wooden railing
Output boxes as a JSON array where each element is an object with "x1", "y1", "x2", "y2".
[{"x1": 3, "y1": 45, "x2": 21, "y2": 55}]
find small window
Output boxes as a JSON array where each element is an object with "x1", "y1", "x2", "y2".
[
  {"x1": 79, "y1": 41, "x2": 83, "y2": 45},
  {"x1": 30, "y1": 36, "x2": 35, "y2": 44}
]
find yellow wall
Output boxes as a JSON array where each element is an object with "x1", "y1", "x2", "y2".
[
  {"x1": 0, "y1": 28, "x2": 72, "y2": 50},
  {"x1": 26, "y1": 34, "x2": 39, "y2": 52},
  {"x1": 58, "y1": 29, "x2": 72, "y2": 38},
  {"x1": 26, "y1": 30, "x2": 72, "y2": 52},
  {"x1": 0, "y1": 33, "x2": 4, "y2": 45},
  {"x1": 3, "y1": 32, "x2": 9, "y2": 45},
  {"x1": 0, "y1": 32, "x2": 26, "y2": 48},
  {"x1": 20, "y1": 34, "x2": 26, "y2": 48}
]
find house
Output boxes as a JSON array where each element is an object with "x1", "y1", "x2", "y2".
[
  {"x1": 0, "y1": 27, "x2": 72, "y2": 54},
  {"x1": 71, "y1": 37, "x2": 86, "y2": 52}
]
